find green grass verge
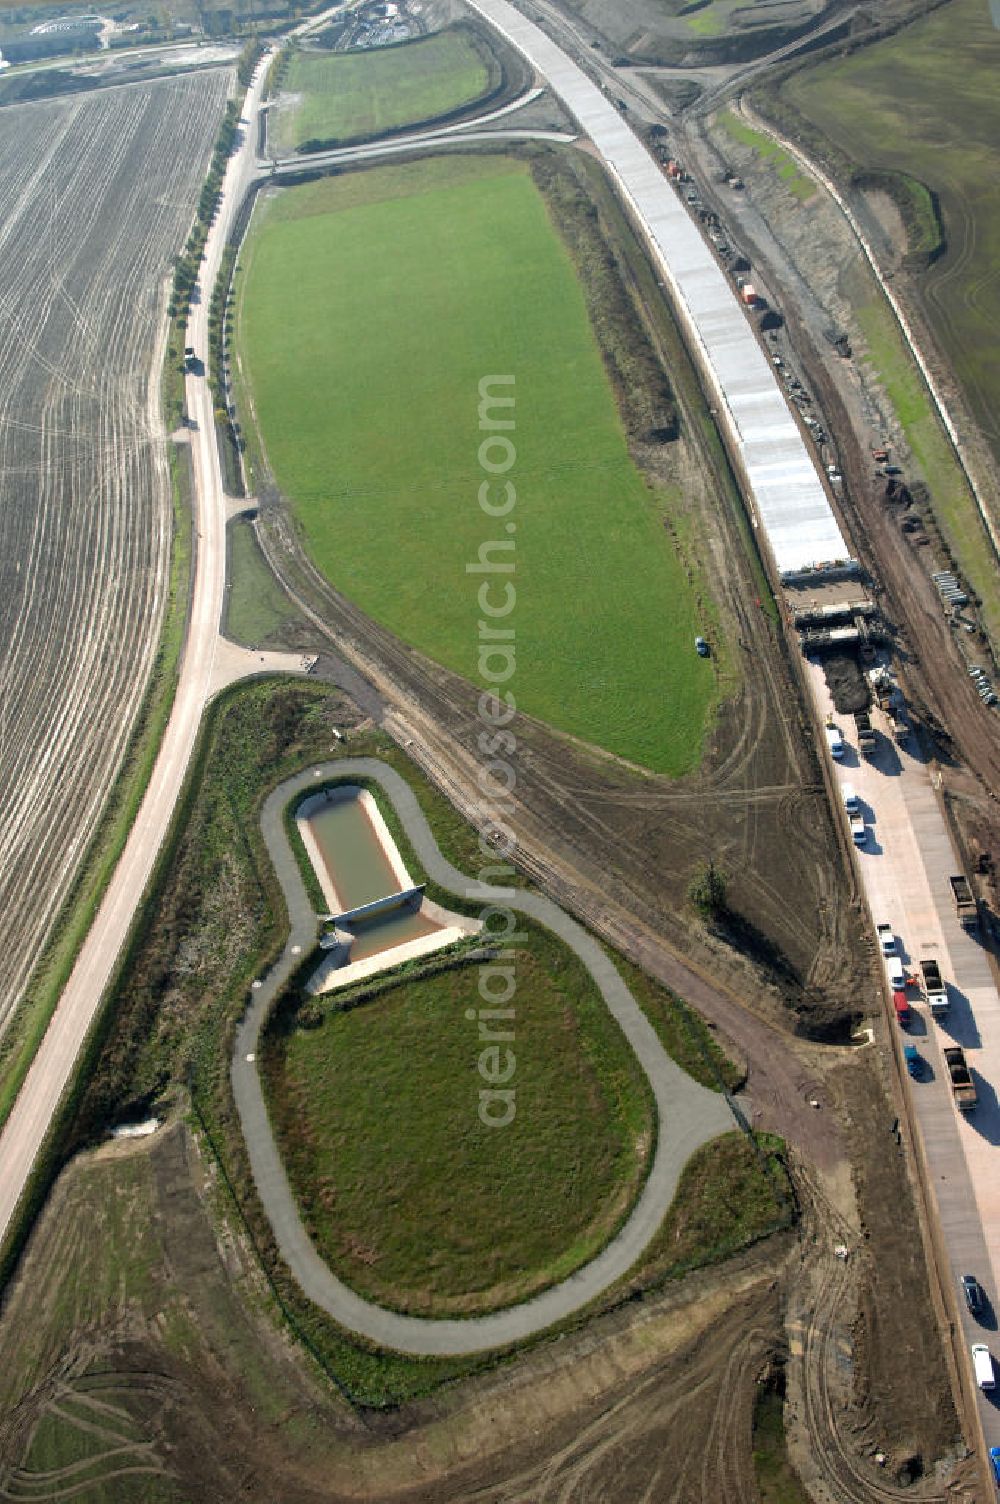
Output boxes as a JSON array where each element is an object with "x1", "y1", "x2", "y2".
[
  {"x1": 612, "y1": 951, "x2": 745, "y2": 1093},
  {"x1": 235, "y1": 153, "x2": 720, "y2": 774},
  {"x1": 686, "y1": 5, "x2": 724, "y2": 38},
  {"x1": 0, "y1": 442, "x2": 192, "y2": 1132},
  {"x1": 620, "y1": 1130, "x2": 790, "y2": 1291},
  {"x1": 716, "y1": 110, "x2": 814, "y2": 201},
  {"x1": 225, "y1": 517, "x2": 298, "y2": 645},
  {"x1": 262, "y1": 921, "x2": 654, "y2": 1317},
  {"x1": 277, "y1": 28, "x2": 492, "y2": 151}
]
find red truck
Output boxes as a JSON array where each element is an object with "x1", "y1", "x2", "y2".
[{"x1": 893, "y1": 991, "x2": 911, "y2": 1027}]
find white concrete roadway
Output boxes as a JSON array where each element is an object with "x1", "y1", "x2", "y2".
[
  {"x1": 0, "y1": 52, "x2": 277, "y2": 1250},
  {"x1": 806, "y1": 659, "x2": 1000, "y2": 1446}
]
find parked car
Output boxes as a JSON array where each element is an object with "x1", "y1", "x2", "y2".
[
  {"x1": 876, "y1": 921, "x2": 896, "y2": 955},
  {"x1": 695, "y1": 636, "x2": 710, "y2": 657},
  {"x1": 962, "y1": 1273, "x2": 984, "y2": 1317},
  {"x1": 989, "y1": 1445, "x2": 1000, "y2": 1487},
  {"x1": 973, "y1": 1343, "x2": 995, "y2": 1390},
  {"x1": 904, "y1": 1044, "x2": 922, "y2": 1078}
]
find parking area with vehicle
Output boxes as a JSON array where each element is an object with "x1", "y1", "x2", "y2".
[{"x1": 803, "y1": 654, "x2": 1000, "y2": 1452}]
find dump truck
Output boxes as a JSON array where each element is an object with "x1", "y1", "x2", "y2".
[
  {"x1": 920, "y1": 957, "x2": 949, "y2": 1015},
  {"x1": 949, "y1": 874, "x2": 978, "y2": 931},
  {"x1": 854, "y1": 709, "x2": 876, "y2": 749},
  {"x1": 868, "y1": 665, "x2": 895, "y2": 710},
  {"x1": 944, "y1": 1046, "x2": 977, "y2": 1110}
]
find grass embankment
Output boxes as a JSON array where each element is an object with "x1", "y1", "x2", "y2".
[
  {"x1": 757, "y1": 0, "x2": 1000, "y2": 640},
  {"x1": 844, "y1": 268, "x2": 1000, "y2": 644},
  {"x1": 224, "y1": 518, "x2": 298, "y2": 645},
  {"x1": 620, "y1": 1130, "x2": 789, "y2": 1292},
  {"x1": 64, "y1": 679, "x2": 785, "y2": 1405},
  {"x1": 715, "y1": 109, "x2": 814, "y2": 201},
  {"x1": 614, "y1": 952, "x2": 744, "y2": 1093},
  {"x1": 235, "y1": 153, "x2": 720, "y2": 774},
  {"x1": 277, "y1": 28, "x2": 493, "y2": 151},
  {"x1": 263, "y1": 922, "x2": 654, "y2": 1317}
]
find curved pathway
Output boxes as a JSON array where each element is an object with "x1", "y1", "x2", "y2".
[{"x1": 232, "y1": 758, "x2": 735, "y2": 1356}]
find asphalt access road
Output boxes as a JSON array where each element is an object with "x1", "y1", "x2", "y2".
[{"x1": 232, "y1": 758, "x2": 737, "y2": 1357}]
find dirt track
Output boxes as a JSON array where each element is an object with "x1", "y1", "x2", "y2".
[{"x1": 1, "y1": 1116, "x2": 973, "y2": 1501}]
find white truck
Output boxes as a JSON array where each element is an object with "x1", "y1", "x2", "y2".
[
  {"x1": 973, "y1": 1343, "x2": 995, "y2": 1390},
  {"x1": 849, "y1": 813, "x2": 867, "y2": 846},
  {"x1": 920, "y1": 957, "x2": 949, "y2": 1016},
  {"x1": 875, "y1": 922, "x2": 895, "y2": 955}
]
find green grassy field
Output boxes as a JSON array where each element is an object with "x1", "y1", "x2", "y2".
[
  {"x1": 236, "y1": 155, "x2": 720, "y2": 773},
  {"x1": 716, "y1": 109, "x2": 814, "y2": 201},
  {"x1": 780, "y1": 0, "x2": 1000, "y2": 622},
  {"x1": 276, "y1": 30, "x2": 492, "y2": 150},
  {"x1": 264, "y1": 922, "x2": 653, "y2": 1316},
  {"x1": 225, "y1": 518, "x2": 298, "y2": 645}
]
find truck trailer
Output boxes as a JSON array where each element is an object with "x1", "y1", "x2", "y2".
[
  {"x1": 919, "y1": 958, "x2": 949, "y2": 1015},
  {"x1": 944, "y1": 1046, "x2": 977, "y2": 1110},
  {"x1": 949, "y1": 873, "x2": 978, "y2": 931},
  {"x1": 854, "y1": 709, "x2": 877, "y2": 750}
]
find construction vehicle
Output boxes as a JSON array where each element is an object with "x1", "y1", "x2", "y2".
[
  {"x1": 944, "y1": 1046, "x2": 977, "y2": 1110},
  {"x1": 876, "y1": 921, "x2": 895, "y2": 955},
  {"x1": 919, "y1": 957, "x2": 949, "y2": 1015},
  {"x1": 868, "y1": 665, "x2": 895, "y2": 710},
  {"x1": 854, "y1": 709, "x2": 876, "y2": 749},
  {"x1": 949, "y1": 873, "x2": 978, "y2": 931}
]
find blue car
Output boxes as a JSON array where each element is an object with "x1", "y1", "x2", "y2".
[{"x1": 990, "y1": 1446, "x2": 1000, "y2": 1487}]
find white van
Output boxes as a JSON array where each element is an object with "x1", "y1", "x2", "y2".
[
  {"x1": 886, "y1": 956, "x2": 906, "y2": 989},
  {"x1": 842, "y1": 783, "x2": 860, "y2": 815},
  {"x1": 973, "y1": 1343, "x2": 995, "y2": 1390},
  {"x1": 825, "y1": 723, "x2": 844, "y2": 759}
]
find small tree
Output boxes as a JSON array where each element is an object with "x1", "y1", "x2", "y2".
[{"x1": 688, "y1": 860, "x2": 728, "y2": 921}]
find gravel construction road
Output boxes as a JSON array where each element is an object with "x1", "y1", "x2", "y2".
[{"x1": 232, "y1": 758, "x2": 736, "y2": 1356}]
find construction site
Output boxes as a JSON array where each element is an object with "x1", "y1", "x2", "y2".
[{"x1": 2, "y1": 0, "x2": 1000, "y2": 1500}]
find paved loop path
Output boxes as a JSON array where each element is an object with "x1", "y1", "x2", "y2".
[{"x1": 232, "y1": 758, "x2": 735, "y2": 1356}]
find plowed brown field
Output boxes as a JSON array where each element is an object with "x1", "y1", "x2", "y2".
[{"x1": 0, "y1": 70, "x2": 230, "y2": 1030}]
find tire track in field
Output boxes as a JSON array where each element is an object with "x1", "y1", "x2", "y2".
[{"x1": 0, "y1": 71, "x2": 232, "y2": 1031}]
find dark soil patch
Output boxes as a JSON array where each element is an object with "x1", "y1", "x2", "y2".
[{"x1": 822, "y1": 651, "x2": 870, "y2": 714}]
